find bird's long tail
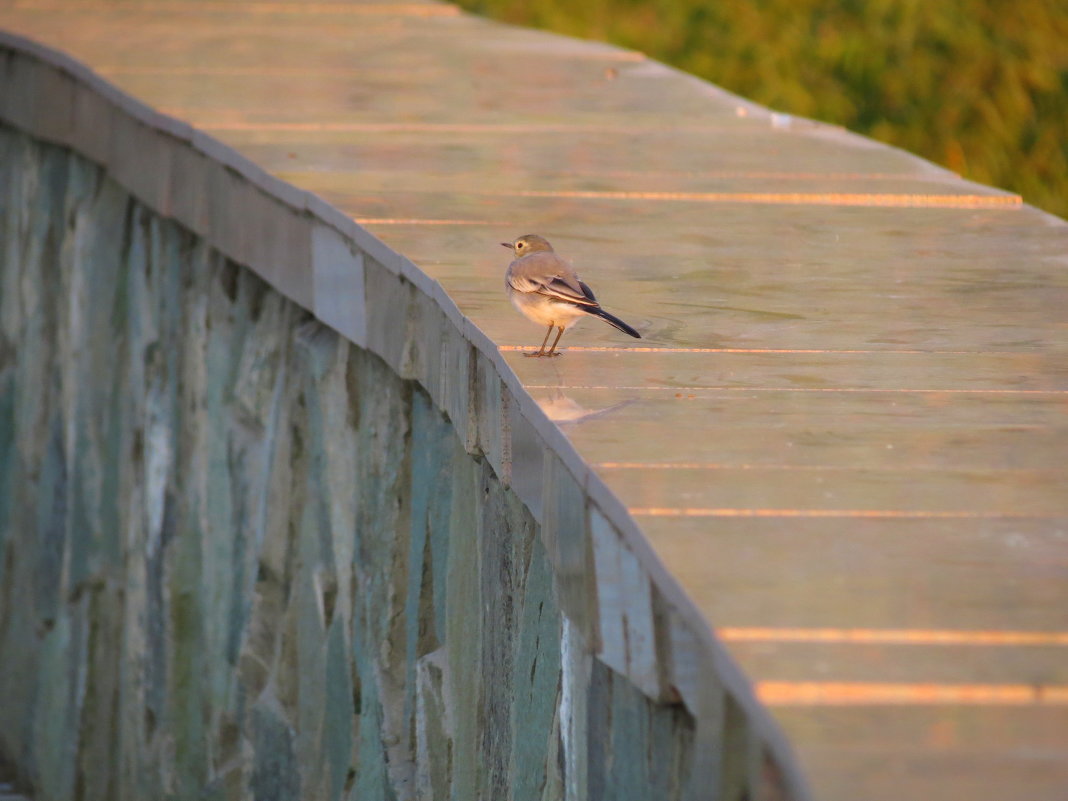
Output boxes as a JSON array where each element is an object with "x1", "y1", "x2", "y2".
[{"x1": 589, "y1": 307, "x2": 641, "y2": 339}]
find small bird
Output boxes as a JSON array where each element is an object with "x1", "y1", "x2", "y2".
[{"x1": 501, "y1": 234, "x2": 641, "y2": 357}]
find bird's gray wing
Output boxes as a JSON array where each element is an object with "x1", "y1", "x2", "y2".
[{"x1": 508, "y1": 253, "x2": 599, "y2": 308}]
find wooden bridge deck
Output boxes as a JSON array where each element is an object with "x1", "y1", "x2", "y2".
[{"x1": 2, "y1": 1, "x2": 1066, "y2": 798}]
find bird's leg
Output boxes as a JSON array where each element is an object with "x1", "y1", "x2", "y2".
[
  {"x1": 526, "y1": 324, "x2": 554, "y2": 357},
  {"x1": 545, "y1": 326, "x2": 565, "y2": 357}
]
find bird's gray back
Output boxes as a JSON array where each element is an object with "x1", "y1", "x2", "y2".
[{"x1": 507, "y1": 251, "x2": 585, "y2": 297}]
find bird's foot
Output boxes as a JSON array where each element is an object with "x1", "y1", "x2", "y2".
[{"x1": 523, "y1": 350, "x2": 546, "y2": 358}]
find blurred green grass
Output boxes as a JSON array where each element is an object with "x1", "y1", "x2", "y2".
[{"x1": 456, "y1": 0, "x2": 1068, "y2": 219}]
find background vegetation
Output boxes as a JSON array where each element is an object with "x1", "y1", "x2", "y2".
[{"x1": 457, "y1": 0, "x2": 1068, "y2": 219}]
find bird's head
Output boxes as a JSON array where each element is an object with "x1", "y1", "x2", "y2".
[{"x1": 500, "y1": 234, "x2": 554, "y2": 257}]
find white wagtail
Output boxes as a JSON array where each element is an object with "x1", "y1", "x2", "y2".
[{"x1": 502, "y1": 234, "x2": 641, "y2": 357}]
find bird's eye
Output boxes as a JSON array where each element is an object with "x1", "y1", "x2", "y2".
[{"x1": 516, "y1": 241, "x2": 525, "y2": 249}]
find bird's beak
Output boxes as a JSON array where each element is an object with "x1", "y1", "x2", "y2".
[{"x1": 500, "y1": 242, "x2": 513, "y2": 249}]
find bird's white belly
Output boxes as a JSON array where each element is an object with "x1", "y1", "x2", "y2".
[{"x1": 509, "y1": 289, "x2": 585, "y2": 329}]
